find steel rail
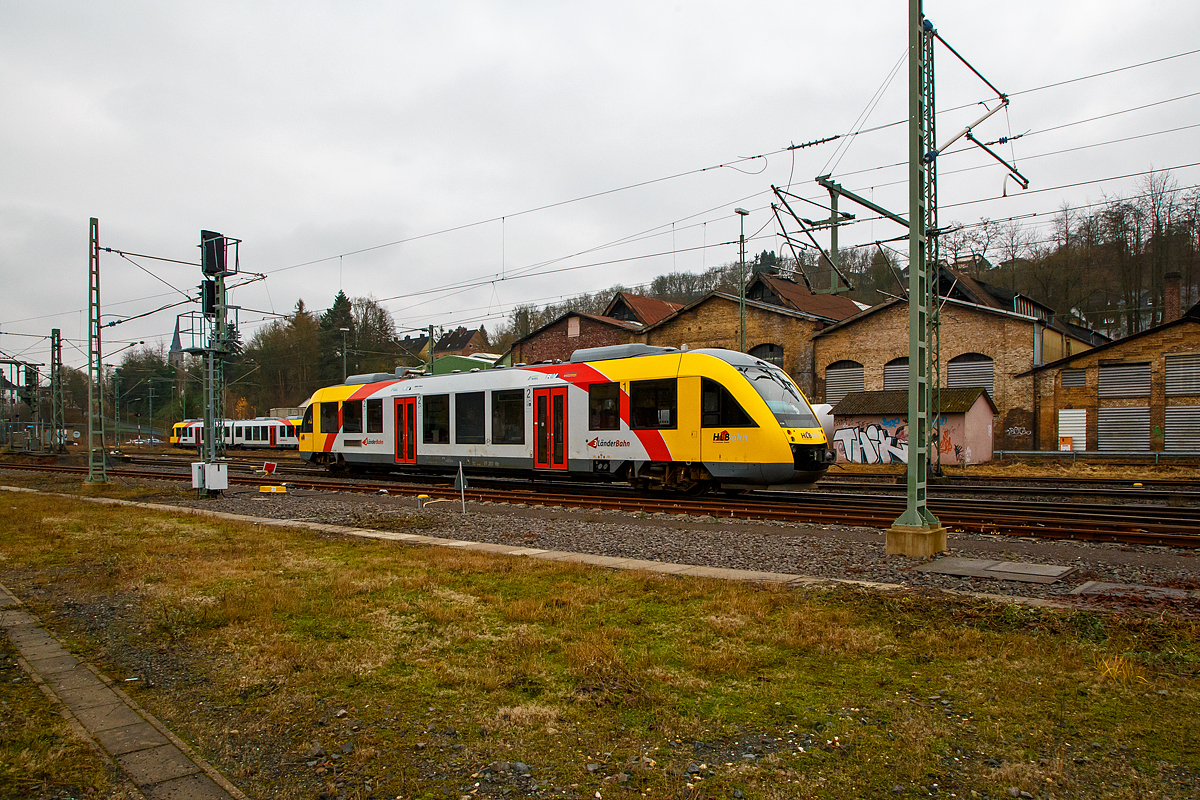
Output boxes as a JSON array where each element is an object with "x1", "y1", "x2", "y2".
[{"x1": 3, "y1": 462, "x2": 1197, "y2": 549}]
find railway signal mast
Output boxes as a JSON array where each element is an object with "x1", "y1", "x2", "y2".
[{"x1": 183, "y1": 229, "x2": 242, "y2": 495}]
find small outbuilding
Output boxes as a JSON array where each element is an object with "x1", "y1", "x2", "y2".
[{"x1": 830, "y1": 387, "x2": 997, "y2": 466}]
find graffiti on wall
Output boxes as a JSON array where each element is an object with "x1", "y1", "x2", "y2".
[
  {"x1": 832, "y1": 423, "x2": 909, "y2": 465},
  {"x1": 833, "y1": 416, "x2": 968, "y2": 466}
]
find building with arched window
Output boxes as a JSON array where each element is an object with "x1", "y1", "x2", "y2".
[{"x1": 813, "y1": 295, "x2": 1101, "y2": 451}]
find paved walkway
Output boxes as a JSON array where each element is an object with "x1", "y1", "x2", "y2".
[{"x1": 0, "y1": 583, "x2": 248, "y2": 800}]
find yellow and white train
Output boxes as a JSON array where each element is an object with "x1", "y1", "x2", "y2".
[{"x1": 298, "y1": 344, "x2": 835, "y2": 492}]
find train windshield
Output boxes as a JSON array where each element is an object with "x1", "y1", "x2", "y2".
[{"x1": 740, "y1": 366, "x2": 821, "y2": 428}]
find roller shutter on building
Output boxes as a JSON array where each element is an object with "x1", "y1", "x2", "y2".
[
  {"x1": 1098, "y1": 363, "x2": 1150, "y2": 397},
  {"x1": 1165, "y1": 354, "x2": 1200, "y2": 396},
  {"x1": 1060, "y1": 369, "x2": 1085, "y2": 388},
  {"x1": 1057, "y1": 408, "x2": 1086, "y2": 451},
  {"x1": 1097, "y1": 407, "x2": 1150, "y2": 451},
  {"x1": 946, "y1": 354, "x2": 994, "y2": 394},
  {"x1": 883, "y1": 358, "x2": 908, "y2": 391},
  {"x1": 824, "y1": 361, "x2": 864, "y2": 405},
  {"x1": 1165, "y1": 406, "x2": 1200, "y2": 452}
]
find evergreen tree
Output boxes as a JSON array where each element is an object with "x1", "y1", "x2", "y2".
[{"x1": 318, "y1": 291, "x2": 355, "y2": 384}]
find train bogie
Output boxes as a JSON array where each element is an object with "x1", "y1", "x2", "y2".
[{"x1": 299, "y1": 346, "x2": 835, "y2": 492}]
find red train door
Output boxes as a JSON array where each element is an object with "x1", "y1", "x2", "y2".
[
  {"x1": 269, "y1": 425, "x2": 277, "y2": 447},
  {"x1": 394, "y1": 397, "x2": 417, "y2": 464},
  {"x1": 533, "y1": 387, "x2": 568, "y2": 470}
]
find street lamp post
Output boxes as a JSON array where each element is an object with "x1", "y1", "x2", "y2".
[
  {"x1": 339, "y1": 327, "x2": 350, "y2": 381},
  {"x1": 735, "y1": 208, "x2": 750, "y2": 352}
]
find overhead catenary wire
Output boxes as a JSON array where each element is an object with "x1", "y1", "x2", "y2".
[{"x1": 19, "y1": 46, "x2": 1200, "y2": 368}]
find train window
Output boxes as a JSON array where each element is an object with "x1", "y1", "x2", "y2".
[
  {"x1": 235, "y1": 426, "x2": 243, "y2": 438},
  {"x1": 343, "y1": 400, "x2": 364, "y2": 434},
  {"x1": 588, "y1": 383, "x2": 620, "y2": 430},
  {"x1": 701, "y1": 378, "x2": 755, "y2": 428},
  {"x1": 423, "y1": 394, "x2": 450, "y2": 444},
  {"x1": 492, "y1": 389, "x2": 525, "y2": 444},
  {"x1": 455, "y1": 392, "x2": 485, "y2": 444},
  {"x1": 319, "y1": 402, "x2": 340, "y2": 434},
  {"x1": 301, "y1": 406, "x2": 314, "y2": 434},
  {"x1": 366, "y1": 399, "x2": 384, "y2": 433},
  {"x1": 630, "y1": 379, "x2": 676, "y2": 430},
  {"x1": 740, "y1": 365, "x2": 820, "y2": 429}
]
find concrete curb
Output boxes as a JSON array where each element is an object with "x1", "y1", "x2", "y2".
[{"x1": 0, "y1": 581, "x2": 249, "y2": 800}]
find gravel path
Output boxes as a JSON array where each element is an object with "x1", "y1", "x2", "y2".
[{"x1": 152, "y1": 482, "x2": 1200, "y2": 608}]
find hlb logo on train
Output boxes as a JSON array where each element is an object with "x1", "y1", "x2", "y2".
[
  {"x1": 712, "y1": 430, "x2": 747, "y2": 442},
  {"x1": 587, "y1": 437, "x2": 630, "y2": 448}
]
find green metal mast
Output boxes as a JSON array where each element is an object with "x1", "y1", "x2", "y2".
[
  {"x1": 923, "y1": 18, "x2": 942, "y2": 475},
  {"x1": 891, "y1": 0, "x2": 939, "y2": 532},
  {"x1": 50, "y1": 328, "x2": 64, "y2": 452},
  {"x1": 85, "y1": 217, "x2": 108, "y2": 483}
]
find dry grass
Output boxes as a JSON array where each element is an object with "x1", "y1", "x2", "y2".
[{"x1": 0, "y1": 487, "x2": 1198, "y2": 799}]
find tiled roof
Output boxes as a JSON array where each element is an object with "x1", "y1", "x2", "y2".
[
  {"x1": 754, "y1": 274, "x2": 862, "y2": 321},
  {"x1": 831, "y1": 387, "x2": 996, "y2": 416},
  {"x1": 603, "y1": 292, "x2": 683, "y2": 325},
  {"x1": 435, "y1": 327, "x2": 485, "y2": 352},
  {"x1": 397, "y1": 335, "x2": 429, "y2": 356}
]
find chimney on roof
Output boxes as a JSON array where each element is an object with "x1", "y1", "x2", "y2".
[{"x1": 1164, "y1": 271, "x2": 1182, "y2": 324}]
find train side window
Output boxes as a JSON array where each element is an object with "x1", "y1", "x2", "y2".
[
  {"x1": 588, "y1": 382, "x2": 620, "y2": 430},
  {"x1": 319, "y1": 402, "x2": 340, "y2": 434},
  {"x1": 235, "y1": 426, "x2": 243, "y2": 438},
  {"x1": 366, "y1": 399, "x2": 384, "y2": 433},
  {"x1": 630, "y1": 379, "x2": 676, "y2": 430},
  {"x1": 300, "y1": 406, "x2": 314, "y2": 434},
  {"x1": 423, "y1": 394, "x2": 449, "y2": 444},
  {"x1": 455, "y1": 392, "x2": 485, "y2": 444},
  {"x1": 492, "y1": 389, "x2": 525, "y2": 444},
  {"x1": 701, "y1": 378, "x2": 755, "y2": 428},
  {"x1": 343, "y1": 400, "x2": 364, "y2": 433}
]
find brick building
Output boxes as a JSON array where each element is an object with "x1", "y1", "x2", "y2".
[
  {"x1": 812, "y1": 297, "x2": 1100, "y2": 451},
  {"x1": 505, "y1": 312, "x2": 643, "y2": 365},
  {"x1": 746, "y1": 272, "x2": 864, "y2": 322},
  {"x1": 1022, "y1": 300, "x2": 1200, "y2": 452},
  {"x1": 603, "y1": 292, "x2": 683, "y2": 326},
  {"x1": 639, "y1": 292, "x2": 833, "y2": 397}
]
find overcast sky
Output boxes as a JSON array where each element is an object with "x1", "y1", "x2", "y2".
[{"x1": 2, "y1": 0, "x2": 1198, "y2": 374}]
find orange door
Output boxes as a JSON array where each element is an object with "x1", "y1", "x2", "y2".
[
  {"x1": 394, "y1": 397, "x2": 417, "y2": 464},
  {"x1": 533, "y1": 387, "x2": 568, "y2": 470}
]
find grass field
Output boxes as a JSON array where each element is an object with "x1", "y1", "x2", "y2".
[{"x1": 0, "y1": 485, "x2": 1197, "y2": 799}]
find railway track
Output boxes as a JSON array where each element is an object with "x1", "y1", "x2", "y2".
[{"x1": 4, "y1": 461, "x2": 1198, "y2": 549}]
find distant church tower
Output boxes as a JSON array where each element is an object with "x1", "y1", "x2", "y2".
[{"x1": 169, "y1": 318, "x2": 186, "y2": 400}]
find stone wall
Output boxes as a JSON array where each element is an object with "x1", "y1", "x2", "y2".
[
  {"x1": 642, "y1": 297, "x2": 820, "y2": 396},
  {"x1": 1032, "y1": 320, "x2": 1200, "y2": 451},
  {"x1": 812, "y1": 301, "x2": 1038, "y2": 450}
]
